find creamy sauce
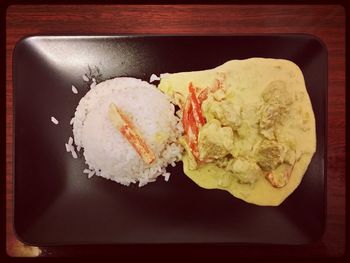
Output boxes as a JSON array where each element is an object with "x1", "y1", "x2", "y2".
[{"x1": 159, "y1": 58, "x2": 316, "y2": 206}]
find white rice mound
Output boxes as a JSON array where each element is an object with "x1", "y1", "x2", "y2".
[{"x1": 72, "y1": 77, "x2": 183, "y2": 186}]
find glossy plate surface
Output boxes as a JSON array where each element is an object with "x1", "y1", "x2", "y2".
[{"x1": 13, "y1": 35, "x2": 326, "y2": 245}]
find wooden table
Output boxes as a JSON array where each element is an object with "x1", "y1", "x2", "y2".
[{"x1": 6, "y1": 5, "x2": 345, "y2": 257}]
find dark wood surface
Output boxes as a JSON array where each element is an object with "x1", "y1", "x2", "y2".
[{"x1": 6, "y1": 5, "x2": 345, "y2": 257}]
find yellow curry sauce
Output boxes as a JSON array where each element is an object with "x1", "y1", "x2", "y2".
[{"x1": 159, "y1": 58, "x2": 316, "y2": 206}]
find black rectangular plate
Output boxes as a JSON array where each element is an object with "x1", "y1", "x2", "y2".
[{"x1": 13, "y1": 35, "x2": 326, "y2": 246}]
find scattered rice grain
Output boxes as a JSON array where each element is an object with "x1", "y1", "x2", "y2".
[
  {"x1": 72, "y1": 85, "x2": 78, "y2": 94},
  {"x1": 87, "y1": 170, "x2": 95, "y2": 178},
  {"x1": 71, "y1": 149, "x2": 78, "y2": 159},
  {"x1": 150, "y1": 74, "x2": 160, "y2": 83},
  {"x1": 51, "y1": 116, "x2": 59, "y2": 125},
  {"x1": 163, "y1": 172, "x2": 170, "y2": 181},
  {"x1": 65, "y1": 143, "x2": 71, "y2": 152}
]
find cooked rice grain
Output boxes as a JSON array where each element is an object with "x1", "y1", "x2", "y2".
[
  {"x1": 51, "y1": 116, "x2": 59, "y2": 125},
  {"x1": 72, "y1": 85, "x2": 78, "y2": 94}
]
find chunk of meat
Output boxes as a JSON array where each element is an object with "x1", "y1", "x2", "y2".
[
  {"x1": 262, "y1": 80, "x2": 293, "y2": 106},
  {"x1": 225, "y1": 158, "x2": 262, "y2": 184},
  {"x1": 207, "y1": 100, "x2": 241, "y2": 130},
  {"x1": 198, "y1": 120, "x2": 234, "y2": 161},
  {"x1": 256, "y1": 139, "x2": 286, "y2": 171},
  {"x1": 259, "y1": 103, "x2": 281, "y2": 130},
  {"x1": 258, "y1": 103, "x2": 285, "y2": 140}
]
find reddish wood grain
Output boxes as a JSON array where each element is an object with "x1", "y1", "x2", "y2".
[{"x1": 6, "y1": 5, "x2": 345, "y2": 257}]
